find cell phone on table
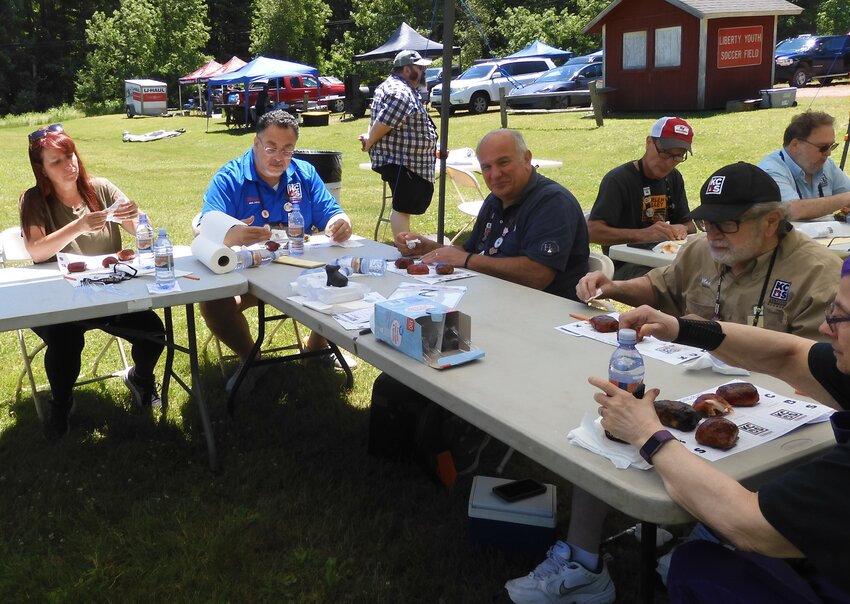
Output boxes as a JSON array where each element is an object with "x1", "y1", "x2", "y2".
[{"x1": 492, "y1": 479, "x2": 547, "y2": 503}]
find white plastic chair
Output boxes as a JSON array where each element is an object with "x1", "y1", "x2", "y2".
[
  {"x1": 0, "y1": 226, "x2": 129, "y2": 419},
  {"x1": 588, "y1": 250, "x2": 615, "y2": 279},
  {"x1": 445, "y1": 166, "x2": 485, "y2": 244}
]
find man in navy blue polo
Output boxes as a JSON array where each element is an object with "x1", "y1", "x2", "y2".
[
  {"x1": 199, "y1": 110, "x2": 353, "y2": 378},
  {"x1": 396, "y1": 129, "x2": 589, "y2": 302}
]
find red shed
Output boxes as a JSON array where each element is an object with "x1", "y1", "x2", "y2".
[{"x1": 584, "y1": 0, "x2": 802, "y2": 111}]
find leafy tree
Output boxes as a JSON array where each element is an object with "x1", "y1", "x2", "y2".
[
  {"x1": 76, "y1": 0, "x2": 209, "y2": 107},
  {"x1": 816, "y1": 0, "x2": 850, "y2": 35},
  {"x1": 250, "y1": 0, "x2": 332, "y2": 69}
]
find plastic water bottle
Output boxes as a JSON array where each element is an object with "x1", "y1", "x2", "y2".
[
  {"x1": 606, "y1": 328, "x2": 645, "y2": 442},
  {"x1": 288, "y1": 202, "x2": 304, "y2": 256},
  {"x1": 234, "y1": 248, "x2": 281, "y2": 270},
  {"x1": 335, "y1": 255, "x2": 386, "y2": 276},
  {"x1": 153, "y1": 227, "x2": 176, "y2": 291},
  {"x1": 135, "y1": 212, "x2": 155, "y2": 270}
]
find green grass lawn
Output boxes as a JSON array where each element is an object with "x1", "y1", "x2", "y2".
[{"x1": 1, "y1": 97, "x2": 848, "y2": 602}]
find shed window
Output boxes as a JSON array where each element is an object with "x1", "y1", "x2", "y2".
[
  {"x1": 655, "y1": 26, "x2": 682, "y2": 67},
  {"x1": 623, "y1": 31, "x2": 647, "y2": 70}
]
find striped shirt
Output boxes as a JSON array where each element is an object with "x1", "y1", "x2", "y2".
[{"x1": 368, "y1": 74, "x2": 438, "y2": 182}]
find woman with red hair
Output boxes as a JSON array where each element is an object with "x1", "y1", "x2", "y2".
[{"x1": 20, "y1": 124, "x2": 165, "y2": 441}]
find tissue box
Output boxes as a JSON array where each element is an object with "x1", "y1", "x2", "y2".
[
  {"x1": 468, "y1": 476, "x2": 557, "y2": 551},
  {"x1": 372, "y1": 296, "x2": 484, "y2": 368}
]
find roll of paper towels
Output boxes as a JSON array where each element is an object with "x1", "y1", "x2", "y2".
[{"x1": 191, "y1": 236, "x2": 237, "y2": 274}]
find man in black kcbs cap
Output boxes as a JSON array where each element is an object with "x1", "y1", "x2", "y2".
[
  {"x1": 577, "y1": 162, "x2": 840, "y2": 340},
  {"x1": 509, "y1": 162, "x2": 843, "y2": 604}
]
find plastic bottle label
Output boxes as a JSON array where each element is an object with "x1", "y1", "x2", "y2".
[{"x1": 609, "y1": 379, "x2": 643, "y2": 393}]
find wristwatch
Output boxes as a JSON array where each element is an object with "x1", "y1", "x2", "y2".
[{"x1": 639, "y1": 430, "x2": 676, "y2": 464}]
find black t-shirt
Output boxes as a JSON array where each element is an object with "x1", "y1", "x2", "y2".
[
  {"x1": 757, "y1": 343, "x2": 850, "y2": 595},
  {"x1": 588, "y1": 160, "x2": 690, "y2": 255},
  {"x1": 464, "y1": 170, "x2": 589, "y2": 301}
]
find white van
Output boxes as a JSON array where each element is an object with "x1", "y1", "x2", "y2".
[
  {"x1": 430, "y1": 58, "x2": 555, "y2": 115},
  {"x1": 124, "y1": 79, "x2": 167, "y2": 118}
]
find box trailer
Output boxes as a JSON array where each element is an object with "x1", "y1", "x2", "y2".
[{"x1": 124, "y1": 79, "x2": 167, "y2": 118}]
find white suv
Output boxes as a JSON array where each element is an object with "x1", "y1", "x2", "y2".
[{"x1": 430, "y1": 57, "x2": 555, "y2": 115}]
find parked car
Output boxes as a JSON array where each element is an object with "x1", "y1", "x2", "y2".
[
  {"x1": 239, "y1": 74, "x2": 346, "y2": 112},
  {"x1": 430, "y1": 57, "x2": 555, "y2": 115},
  {"x1": 506, "y1": 58, "x2": 603, "y2": 109},
  {"x1": 774, "y1": 33, "x2": 850, "y2": 87},
  {"x1": 425, "y1": 66, "x2": 461, "y2": 92}
]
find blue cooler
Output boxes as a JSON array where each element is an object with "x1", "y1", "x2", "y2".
[{"x1": 468, "y1": 475, "x2": 557, "y2": 551}]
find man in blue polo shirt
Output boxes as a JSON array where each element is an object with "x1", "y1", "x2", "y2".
[
  {"x1": 199, "y1": 110, "x2": 353, "y2": 379},
  {"x1": 758, "y1": 111, "x2": 850, "y2": 221}
]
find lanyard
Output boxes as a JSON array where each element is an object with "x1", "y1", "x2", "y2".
[
  {"x1": 780, "y1": 150, "x2": 824, "y2": 199},
  {"x1": 636, "y1": 159, "x2": 672, "y2": 220},
  {"x1": 254, "y1": 181, "x2": 292, "y2": 227},
  {"x1": 713, "y1": 243, "x2": 781, "y2": 326},
  {"x1": 479, "y1": 203, "x2": 519, "y2": 254}
]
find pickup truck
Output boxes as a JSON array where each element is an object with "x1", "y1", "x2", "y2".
[
  {"x1": 774, "y1": 34, "x2": 850, "y2": 87},
  {"x1": 234, "y1": 75, "x2": 345, "y2": 112}
]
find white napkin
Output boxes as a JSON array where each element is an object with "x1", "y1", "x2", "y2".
[
  {"x1": 567, "y1": 412, "x2": 651, "y2": 470},
  {"x1": 683, "y1": 353, "x2": 749, "y2": 376}
]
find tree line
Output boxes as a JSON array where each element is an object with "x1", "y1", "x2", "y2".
[{"x1": 0, "y1": 0, "x2": 844, "y2": 117}]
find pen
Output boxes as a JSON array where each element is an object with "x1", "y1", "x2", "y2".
[
  {"x1": 183, "y1": 274, "x2": 200, "y2": 280},
  {"x1": 63, "y1": 275, "x2": 77, "y2": 282},
  {"x1": 569, "y1": 313, "x2": 591, "y2": 321}
]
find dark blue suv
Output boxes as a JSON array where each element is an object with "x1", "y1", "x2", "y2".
[{"x1": 774, "y1": 34, "x2": 850, "y2": 87}]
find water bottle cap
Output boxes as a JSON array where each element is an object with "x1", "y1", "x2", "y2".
[
  {"x1": 618, "y1": 328, "x2": 637, "y2": 344},
  {"x1": 158, "y1": 227, "x2": 167, "y2": 236}
]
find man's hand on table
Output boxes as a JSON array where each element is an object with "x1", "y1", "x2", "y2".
[
  {"x1": 395, "y1": 232, "x2": 438, "y2": 257},
  {"x1": 644, "y1": 221, "x2": 687, "y2": 241},
  {"x1": 576, "y1": 271, "x2": 614, "y2": 302},
  {"x1": 589, "y1": 376, "x2": 664, "y2": 448},
  {"x1": 223, "y1": 218, "x2": 272, "y2": 247},
  {"x1": 420, "y1": 245, "x2": 466, "y2": 267},
  {"x1": 325, "y1": 215, "x2": 352, "y2": 242}
]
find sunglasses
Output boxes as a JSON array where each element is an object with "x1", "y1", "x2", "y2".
[
  {"x1": 28, "y1": 123, "x2": 64, "y2": 144},
  {"x1": 799, "y1": 138, "x2": 839, "y2": 154}
]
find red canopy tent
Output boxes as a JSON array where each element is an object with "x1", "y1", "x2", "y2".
[
  {"x1": 205, "y1": 56, "x2": 247, "y2": 78},
  {"x1": 178, "y1": 60, "x2": 222, "y2": 109}
]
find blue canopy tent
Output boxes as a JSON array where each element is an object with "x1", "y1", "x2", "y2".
[
  {"x1": 506, "y1": 40, "x2": 573, "y2": 62},
  {"x1": 207, "y1": 56, "x2": 319, "y2": 128}
]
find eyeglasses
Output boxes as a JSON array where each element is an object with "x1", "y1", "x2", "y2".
[
  {"x1": 28, "y1": 123, "x2": 64, "y2": 144},
  {"x1": 824, "y1": 302, "x2": 850, "y2": 333},
  {"x1": 694, "y1": 217, "x2": 749, "y2": 234},
  {"x1": 258, "y1": 142, "x2": 296, "y2": 158},
  {"x1": 80, "y1": 262, "x2": 138, "y2": 286},
  {"x1": 653, "y1": 141, "x2": 688, "y2": 163},
  {"x1": 799, "y1": 138, "x2": 839, "y2": 154}
]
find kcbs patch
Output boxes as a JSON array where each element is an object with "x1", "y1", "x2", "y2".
[
  {"x1": 770, "y1": 279, "x2": 791, "y2": 303},
  {"x1": 287, "y1": 183, "x2": 303, "y2": 202},
  {"x1": 705, "y1": 176, "x2": 725, "y2": 194}
]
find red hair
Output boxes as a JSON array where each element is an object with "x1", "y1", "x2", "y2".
[{"x1": 20, "y1": 131, "x2": 101, "y2": 235}]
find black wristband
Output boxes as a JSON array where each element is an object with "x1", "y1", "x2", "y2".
[
  {"x1": 672, "y1": 318, "x2": 726, "y2": 351},
  {"x1": 463, "y1": 252, "x2": 474, "y2": 269}
]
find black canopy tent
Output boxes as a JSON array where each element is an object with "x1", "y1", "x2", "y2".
[{"x1": 354, "y1": 22, "x2": 459, "y2": 62}]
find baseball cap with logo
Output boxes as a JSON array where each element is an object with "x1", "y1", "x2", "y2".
[
  {"x1": 650, "y1": 116, "x2": 694, "y2": 153},
  {"x1": 685, "y1": 162, "x2": 781, "y2": 222},
  {"x1": 393, "y1": 50, "x2": 432, "y2": 68}
]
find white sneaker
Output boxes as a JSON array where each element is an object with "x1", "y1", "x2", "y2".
[{"x1": 505, "y1": 541, "x2": 615, "y2": 604}]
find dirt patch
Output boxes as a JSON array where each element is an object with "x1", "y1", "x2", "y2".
[{"x1": 793, "y1": 82, "x2": 850, "y2": 98}]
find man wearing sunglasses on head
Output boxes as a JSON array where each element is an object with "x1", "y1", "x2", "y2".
[
  {"x1": 758, "y1": 111, "x2": 850, "y2": 221},
  {"x1": 587, "y1": 116, "x2": 696, "y2": 280},
  {"x1": 198, "y1": 110, "x2": 354, "y2": 387},
  {"x1": 577, "y1": 162, "x2": 841, "y2": 341}
]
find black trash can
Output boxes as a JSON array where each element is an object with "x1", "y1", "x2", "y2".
[{"x1": 293, "y1": 150, "x2": 343, "y2": 202}]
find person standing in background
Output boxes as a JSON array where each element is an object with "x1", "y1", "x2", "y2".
[{"x1": 359, "y1": 50, "x2": 438, "y2": 237}]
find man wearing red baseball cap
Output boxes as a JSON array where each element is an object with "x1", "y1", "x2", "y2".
[{"x1": 587, "y1": 116, "x2": 696, "y2": 279}]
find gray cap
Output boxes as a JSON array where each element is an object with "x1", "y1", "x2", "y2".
[{"x1": 393, "y1": 50, "x2": 432, "y2": 68}]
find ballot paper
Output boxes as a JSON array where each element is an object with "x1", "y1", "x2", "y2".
[
  {"x1": 304, "y1": 234, "x2": 365, "y2": 248},
  {"x1": 385, "y1": 264, "x2": 476, "y2": 284},
  {"x1": 567, "y1": 380, "x2": 835, "y2": 468},
  {"x1": 556, "y1": 314, "x2": 703, "y2": 366},
  {"x1": 388, "y1": 283, "x2": 467, "y2": 308}
]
